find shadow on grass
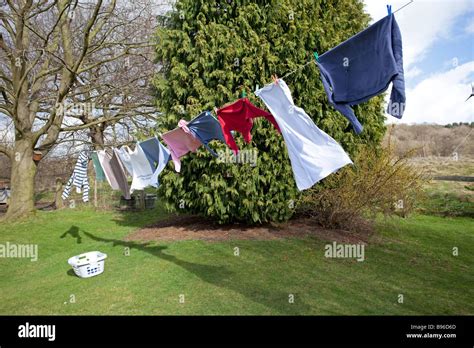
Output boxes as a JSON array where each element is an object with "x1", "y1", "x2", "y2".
[
  {"x1": 110, "y1": 198, "x2": 279, "y2": 233},
  {"x1": 68, "y1": 227, "x2": 311, "y2": 314},
  {"x1": 110, "y1": 200, "x2": 171, "y2": 229},
  {"x1": 113, "y1": 211, "x2": 283, "y2": 235},
  {"x1": 61, "y1": 225, "x2": 82, "y2": 244}
]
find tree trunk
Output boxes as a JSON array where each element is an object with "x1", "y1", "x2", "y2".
[
  {"x1": 5, "y1": 139, "x2": 36, "y2": 220},
  {"x1": 54, "y1": 177, "x2": 64, "y2": 210},
  {"x1": 90, "y1": 124, "x2": 105, "y2": 150}
]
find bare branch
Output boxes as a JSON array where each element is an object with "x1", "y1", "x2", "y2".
[{"x1": 0, "y1": 143, "x2": 12, "y2": 158}]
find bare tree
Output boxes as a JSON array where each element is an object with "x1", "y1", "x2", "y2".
[
  {"x1": 58, "y1": 0, "x2": 160, "y2": 149},
  {"x1": 0, "y1": 0, "x2": 162, "y2": 219}
]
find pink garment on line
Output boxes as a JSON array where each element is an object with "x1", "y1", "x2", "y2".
[
  {"x1": 161, "y1": 122, "x2": 202, "y2": 172},
  {"x1": 177, "y1": 119, "x2": 192, "y2": 135}
]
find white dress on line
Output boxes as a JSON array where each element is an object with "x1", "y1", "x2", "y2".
[
  {"x1": 121, "y1": 145, "x2": 157, "y2": 193},
  {"x1": 255, "y1": 78, "x2": 353, "y2": 191}
]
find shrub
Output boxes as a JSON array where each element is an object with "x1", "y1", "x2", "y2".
[{"x1": 297, "y1": 142, "x2": 427, "y2": 230}]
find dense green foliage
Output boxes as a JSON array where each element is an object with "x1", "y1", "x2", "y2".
[{"x1": 154, "y1": 0, "x2": 386, "y2": 223}]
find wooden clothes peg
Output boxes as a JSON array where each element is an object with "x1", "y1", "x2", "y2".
[
  {"x1": 272, "y1": 74, "x2": 279, "y2": 85},
  {"x1": 313, "y1": 51, "x2": 319, "y2": 62},
  {"x1": 235, "y1": 85, "x2": 247, "y2": 98}
]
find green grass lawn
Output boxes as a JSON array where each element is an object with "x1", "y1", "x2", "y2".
[{"x1": 0, "y1": 201, "x2": 472, "y2": 315}]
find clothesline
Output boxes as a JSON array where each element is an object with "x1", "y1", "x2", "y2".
[
  {"x1": 205, "y1": 3, "x2": 414, "y2": 98},
  {"x1": 85, "y1": 141, "x2": 136, "y2": 150},
  {"x1": 280, "y1": 60, "x2": 316, "y2": 82},
  {"x1": 64, "y1": 6, "x2": 409, "y2": 201},
  {"x1": 393, "y1": 0, "x2": 414, "y2": 14},
  {"x1": 452, "y1": 127, "x2": 473, "y2": 153}
]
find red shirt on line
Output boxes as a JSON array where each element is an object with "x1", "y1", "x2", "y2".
[{"x1": 216, "y1": 98, "x2": 280, "y2": 154}]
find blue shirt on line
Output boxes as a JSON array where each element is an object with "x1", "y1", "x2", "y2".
[{"x1": 317, "y1": 14, "x2": 406, "y2": 134}]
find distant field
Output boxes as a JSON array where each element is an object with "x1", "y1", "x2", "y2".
[
  {"x1": 408, "y1": 156, "x2": 474, "y2": 217},
  {"x1": 408, "y1": 155, "x2": 474, "y2": 177}
]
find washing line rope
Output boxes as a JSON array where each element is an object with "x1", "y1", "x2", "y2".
[
  {"x1": 393, "y1": 0, "x2": 414, "y2": 14},
  {"x1": 452, "y1": 127, "x2": 473, "y2": 154}
]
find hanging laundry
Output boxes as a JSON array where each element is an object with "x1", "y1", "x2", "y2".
[
  {"x1": 111, "y1": 149, "x2": 132, "y2": 199},
  {"x1": 139, "y1": 136, "x2": 171, "y2": 186},
  {"x1": 97, "y1": 150, "x2": 119, "y2": 190},
  {"x1": 62, "y1": 151, "x2": 90, "y2": 202},
  {"x1": 217, "y1": 98, "x2": 281, "y2": 154},
  {"x1": 91, "y1": 152, "x2": 106, "y2": 182},
  {"x1": 0, "y1": 188, "x2": 9, "y2": 204},
  {"x1": 317, "y1": 14, "x2": 405, "y2": 134},
  {"x1": 118, "y1": 143, "x2": 156, "y2": 192},
  {"x1": 97, "y1": 149, "x2": 131, "y2": 199},
  {"x1": 161, "y1": 123, "x2": 202, "y2": 173},
  {"x1": 255, "y1": 79, "x2": 353, "y2": 191},
  {"x1": 116, "y1": 147, "x2": 134, "y2": 176},
  {"x1": 185, "y1": 111, "x2": 226, "y2": 157}
]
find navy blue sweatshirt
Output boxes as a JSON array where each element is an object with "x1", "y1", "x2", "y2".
[
  {"x1": 317, "y1": 14, "x2": 405, "y2": 134},
  {"x1": 186, "y1": 111, "x2": 226, "y2": 157}
]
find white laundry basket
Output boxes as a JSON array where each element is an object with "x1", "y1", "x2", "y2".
[{"x1": 68, "y1": 251, "x2": 107, "y2": 278}]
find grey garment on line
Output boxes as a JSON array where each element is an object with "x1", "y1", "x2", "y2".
[
  {"x1": 97, "y1": 150, "x2": 119, "y2": 190},
  {"x1": 97, "y1": 149, "x2": 131, "y2": 199},
  {"x1": 111, "y1": 148, "x2": 131, "y2": 199}
]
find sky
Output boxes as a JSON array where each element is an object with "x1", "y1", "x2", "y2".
[{"x1": 363, "y1": 0, "x2": 474, "y2": 125}]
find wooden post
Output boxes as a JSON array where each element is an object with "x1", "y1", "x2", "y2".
[
  {"x1": 94, "y1": 177, "x2": 98, "y2": 208},
  {"x1": 54, "y1": 178, "x2": 64, "y2": 209},
  {"x1": 139, "y1": 191, "x2": 145, "y2": 210}
]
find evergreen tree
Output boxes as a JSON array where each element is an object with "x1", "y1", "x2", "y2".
[{"x1": 154, "y1": 0, "x2": 386, "y2": 224}]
